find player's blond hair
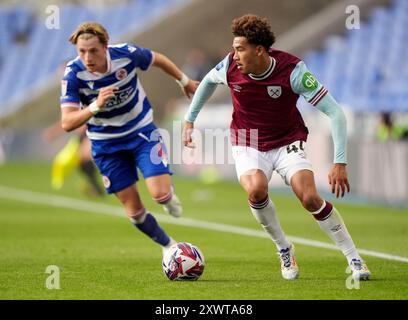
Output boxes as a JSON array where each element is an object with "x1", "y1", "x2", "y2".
[{"x1": 69, "y1": 22, "x2": 109, "y2": 45}]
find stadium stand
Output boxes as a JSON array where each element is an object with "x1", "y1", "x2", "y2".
[
  {"x1": 0, "y1": 0, "x2": 188, "y2": 112},
  {"x1": 302, "y1": 0, "x2": 408, "y2": 112}
]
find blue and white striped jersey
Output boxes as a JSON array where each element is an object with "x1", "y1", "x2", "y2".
[{"x1": 60, "y1": 43, "x2": 154, "y2": 142}]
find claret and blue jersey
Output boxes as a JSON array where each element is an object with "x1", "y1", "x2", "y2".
[{"x1": 186, "y1": 48, "x2": 347, "y2": 164}]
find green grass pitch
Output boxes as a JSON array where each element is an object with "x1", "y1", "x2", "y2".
[{"x1": 0, "y1": 162, "x2": 407, "y2": 300}]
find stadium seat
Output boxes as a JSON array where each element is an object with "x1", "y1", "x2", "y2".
[
  {"x1": 303, "y1": 0, "x2": 408, "y2": 112},
  {"x1": 0, "y1": 0, "x2": 189, "y2": 112}
]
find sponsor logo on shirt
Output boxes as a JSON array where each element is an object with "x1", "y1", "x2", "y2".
[
  {"x1": 233, "y1": 84, "x2": 242, "y2": 92},
  {"x1": 105, "y1": 85, "x2": 134, "y2": 108},
  {"x1": 302, "y1": 72, "x2": 318, "y2": 90},
  {"x1": 128, "y1": 45, "x2": 137, "y2": 53},
  {"x1": 215, "y1": 61, "x2": 224, "y2": 71}
]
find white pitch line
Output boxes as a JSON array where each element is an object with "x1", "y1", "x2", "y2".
[{"x1": 1, "y1": 184, "x2": 408, "y2": 263}]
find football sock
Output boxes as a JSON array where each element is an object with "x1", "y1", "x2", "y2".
[
  {"x1": 129, "y1": 209, "x2": 171, "y2": 247},
  {"x1": 249, "y1": 196, "x2": 291, "y2": 251},
  {"x1": 154, "y1": 190, "x2": 175, "y2": 212},
  {"x1": 153, "y1": 188, "x2": 182, "y2": 216},
  {"x1": 312, "y1": 201, "x2": 361, "y2": 264}
]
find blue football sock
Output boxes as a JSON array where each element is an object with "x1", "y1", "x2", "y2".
[{"x1": 133, "y1": 213, "x2": 170, "y2": 246}]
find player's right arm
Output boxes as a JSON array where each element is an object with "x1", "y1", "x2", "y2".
[
  {"x1": 59, "y1": 68, "x2": 118, "y2": 131},
  {"x1": 61, "y1": 87, "x2": 117, "y2": 132},
  {"x1": 182, "y1": 55, "x2": 229, "y2": 148}
]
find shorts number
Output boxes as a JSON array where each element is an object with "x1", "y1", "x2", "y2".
[{"x1": 286, "y1": 141, "x2": 304, "y2": 154}]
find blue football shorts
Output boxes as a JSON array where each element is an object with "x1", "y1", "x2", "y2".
[{"x1": 92, "y1": 126, "x2": 172, "y2": 194}]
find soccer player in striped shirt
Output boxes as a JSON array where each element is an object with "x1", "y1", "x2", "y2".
[
  {"x1": 60, "y1": 22, "x2": 198, "y2": 255},
  {"x1": 182, "y1": 14, "x2": 370, "y2": 280}
]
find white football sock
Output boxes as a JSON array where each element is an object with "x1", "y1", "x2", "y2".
[
  {"x1": 164, "y1": 195, "x2": 178, "y2": 208},
  {"x1": 250, "y1": 198, "x2": 291, "y2": 251},
  {"x1": 316, "y1": 206, "x2": 362, "y2": 264},
  {"x1": 163, "y1": 238, "x2": 177, "y2": 249}
]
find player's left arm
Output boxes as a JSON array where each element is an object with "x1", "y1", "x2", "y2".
[
  {"x1": 291, "y1": 61, "x2": 350, "y2": 198},
  {"x1": 127, "y1": 44, "x2": 199, "y2": 98},
  {"x1": 315, "y1": 94, "x2": 350, "y2": 198},
  {"x1": 151, "y1": 51, "x2": 199, "y2": 99}
]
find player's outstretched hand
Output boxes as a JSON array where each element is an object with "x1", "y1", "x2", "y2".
[
  {"x1": 328, "y1": 163, "x2": 350, "y2": 198},
  {"x1": 182, "y1": 80, "x2": 200, "y2": 99},
  {"x1": 182, "y1": 121, "x2": 196, "y2": 148},
  {"x1": 96, "y1": 86, "x2": 118, "y2": 110}
]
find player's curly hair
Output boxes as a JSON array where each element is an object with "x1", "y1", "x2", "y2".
[
  {"x1": 231, "y1": 14, "x2": 275, "y2": 50},
  {"x1": 69, "y1": 22, "x2": 109, "y2": 45}
]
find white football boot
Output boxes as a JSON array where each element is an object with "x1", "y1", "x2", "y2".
[
  {"x1": 349, "y1": 259, "x2": 371, "y2": 280},
  {"x1": 163, "y1": 194, "x2": 183, "y2": 218},
  {"x1": 278, "y1": 244, "x2": 299, "y2": 280}
]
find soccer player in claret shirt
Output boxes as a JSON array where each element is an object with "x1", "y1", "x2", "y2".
[
  {"x1": 60, "y1": 22, "x2": 198, "y2": 255},
  {"x1": 182, "y1": 14, "x2": 370, "y2": 280}
]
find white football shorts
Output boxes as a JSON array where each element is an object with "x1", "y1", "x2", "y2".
[{"x1": 231, "y1": 140, "x2": 313, "y2": 185}]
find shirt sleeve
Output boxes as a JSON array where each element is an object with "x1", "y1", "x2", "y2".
[
  {"x1": 60, "y1": 65, "x2": 81, "y2": 108},
  {"x1": 127, "y1": 44, "x2": 154, "y2": 71},
  {"x1": 315, "y1": 93, "x2": 348, "y2": 164},
  {"x1": 291, "y1": 61, "x2": 347, "y2": 164},
  {"x1": 208, "y1": 54, "x2": 229, "y2": 85},
  {"x1": 290, "y1": 61, "x2": 328, "y2": 106},
  {"x1": 184, "y1": 55, "x2": 229, "y2": 123}
]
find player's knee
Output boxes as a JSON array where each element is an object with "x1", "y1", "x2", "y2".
[
  {"x1": 247, "y1": 186, "x2": 268, "y2": 203},
  {"x1": 151, "y1": 188, "x2": 172, "y2": 204},
  {"x1": 240, "y1": 171, "x2": 268, "y2": 203},
  {"x1": 300, "y1": 193, "x2": 321, "y2": 212}
]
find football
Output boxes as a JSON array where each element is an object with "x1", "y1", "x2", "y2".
[{"x1": 162, "y1": 242, "x2": 205, "y2": 281}]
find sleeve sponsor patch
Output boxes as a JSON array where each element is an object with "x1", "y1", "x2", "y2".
[
  {"x1": 61, "y1": 80, "x2": 68, "y2": 97},
  {"x1": 301, "y1": 72, "x2": 318, "y2": 90},
  {"x1": 215, "y1": 61, "x2": 224, "y2": 71}
]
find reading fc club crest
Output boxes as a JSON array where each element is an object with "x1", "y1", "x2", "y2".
[
  {"x1": 102, "y1": 176, "x2": 111, "y2": 188},
  {"x1": 115, "y1": 68, "x2": 127, "y2": 80},
  {"x1": 267, "y1": 86, "x2": 282, "y2": 99}
]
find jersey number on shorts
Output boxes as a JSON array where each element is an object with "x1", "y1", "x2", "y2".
[{"x1": 286, "y1": 141, "x2": 304, "y2": 154}]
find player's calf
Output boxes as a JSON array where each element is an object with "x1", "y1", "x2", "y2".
[
  {"x1": 309, "y1": 201, "x2": 370, "y2": 278},
  {"x1": 129, "y1": 208, "x2": 173, "y2": 247}
]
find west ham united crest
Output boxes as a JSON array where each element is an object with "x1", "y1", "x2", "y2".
[{"x1": 267, "y1": 85, "x2": 282, "y2": 98}]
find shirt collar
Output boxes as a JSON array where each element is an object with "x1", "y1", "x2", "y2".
[{"x1": 248, "y1": 56, "x2": 276, "y2": 81}]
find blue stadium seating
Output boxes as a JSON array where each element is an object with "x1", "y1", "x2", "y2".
[
  {"x1": 0, "y1": 0, "x2": 188, "y2": 111},
  {"x1": 302, "y1": 0, "x2": 408, "y2": 112}
]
